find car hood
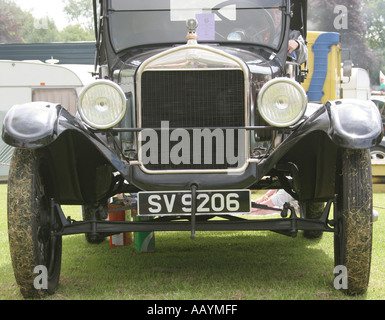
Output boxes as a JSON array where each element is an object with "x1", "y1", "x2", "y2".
[{"x1": 115, "y1": 44, "x2": 279, "y2": 78}]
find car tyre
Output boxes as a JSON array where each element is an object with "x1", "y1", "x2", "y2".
[
  {"x1": 334, "y1": 148, "x2": 372, "y2": 295},
  {"x1": 8, "y1": 149, "x2": 62, "y2": 298}
]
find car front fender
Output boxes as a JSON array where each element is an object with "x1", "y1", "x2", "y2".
[
  {"x1": 326, "y1": 99, "x2": 383, "y2": 149},
  {"x1": 2, "y1": 101, "x2": 130, "y2": 178},
  {"x1": 2, "y1": 102, "x2": 63, "y2": 148}
]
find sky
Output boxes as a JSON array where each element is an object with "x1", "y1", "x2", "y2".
[{"x1": 12, "y1": 0, "x2": 69, "y2": 30}]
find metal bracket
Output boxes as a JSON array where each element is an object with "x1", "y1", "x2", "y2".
[{"x1": 50, "y1": 198, "x2": 69, "y2": 230}]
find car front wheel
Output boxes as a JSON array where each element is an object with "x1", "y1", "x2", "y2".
[
  {"x1": 8, "y1": 148, "x2": 62, "y2": 298},
  {"x1": 334, "y1": 148, "x2": 372, "y2": 295}
]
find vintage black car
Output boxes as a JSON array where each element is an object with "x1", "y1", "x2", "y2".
[{"x1": 3, "y1": 0, "x2": 383, "y2": 298}]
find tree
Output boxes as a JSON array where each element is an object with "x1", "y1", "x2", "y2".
[
  {"x1": 0, "y1": 0, "x2": 26, "y2": 43},
  {"x1": 59, "y1": 24, "x2": 95, "y2": 42},
  {"x1": 363, "y1": 0, "x2": 385, "y2": 50},
  {"x1": 63, "y1": 0, "x2": 94, "y2": 32},
  {"x1": 363, "y1": 0, "x2": 385, "y2": 87},
  {"x1": 0, "y1": 0, "x2": 94, "y2": 44},
  {"x1": 308, "y1": 0, "x2": 383, "y2": 85},
  {"x1": 308, "y1": 0, "x2": 374, "y2": 69},
  {"x1": 22, "y1": 17, "x2": 61, "y2": 43},
  {"x1": 0, "y1": 0, "x2": 62, "y2": 43},
  {"x1": 61, "y1": 0, "x2": 95, "y2": 42}
]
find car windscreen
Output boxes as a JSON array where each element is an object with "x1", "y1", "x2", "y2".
[{"x1": 107, "y1": 0, "x2": 286, "y2": 52}]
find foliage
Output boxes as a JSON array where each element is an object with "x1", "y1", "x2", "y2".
[
  {"x1": 0, "y1": 0, "x2": 61, "y2": 43},
  {"x1": 0, "y1": 0, "x2": 27, "y2": 43},
  {"x1": 363, "y1": 0, "x2": 385, "y2": 87},
  {"x1": 22, "y1": 17, "x2": 61, "y2": 43},
  {"x1": 60, "y1": 0, "x2": 95, "y2": 41},
  {"x1": 59, "y1": 25, "x2": 95, "y2": 42},
  {"x1": 63, "y1": 0, "x2": 94, "y2": 32},
  {"x1": 0, "y1": 0, "x2": 94, "y2": 43},
  {"x1": 308, "y1": 0, "x2": 384, "y2": 85},
  {"x1": 308, "y1": 0, "x2": 373, "y2": 69},
  {"x1": 363, "y1": 0, "x2": 385, "y2": 51}
]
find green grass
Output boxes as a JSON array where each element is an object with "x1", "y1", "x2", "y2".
[{"x1": 1, "y1": 184, "x2": 385, "y2": 300}]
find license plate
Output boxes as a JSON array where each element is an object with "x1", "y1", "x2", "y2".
[{"x1": 138, "y1": 190, "x2": 251, "y2": 216}]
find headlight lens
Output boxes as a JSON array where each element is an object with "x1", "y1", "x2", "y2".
[
  {"x1": 257, "y1": 78, "x2": 307, "y2": 127},
  {"x1": 78, "y1": 80, "x2": 126, "y2": 129}
]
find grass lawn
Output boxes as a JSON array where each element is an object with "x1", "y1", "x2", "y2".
[{"x1": 1, "y1": 184, "x2": 384, "y2": 300}]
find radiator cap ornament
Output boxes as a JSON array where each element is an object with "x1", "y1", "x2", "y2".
[{"x1": 186, "y1": 18, "x2": 198, "y2": 44}]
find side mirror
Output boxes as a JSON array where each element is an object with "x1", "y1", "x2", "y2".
[{"x1": 343, "y1": 60, "x2": 353, "y2": 78}]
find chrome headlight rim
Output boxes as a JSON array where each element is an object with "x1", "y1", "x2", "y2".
[
  {"x1": 78, "y1": 80, "x2": 127, "y2": 130},
  {"x1": 257, "y1": 78, "x2": 307, "y2": 128}
]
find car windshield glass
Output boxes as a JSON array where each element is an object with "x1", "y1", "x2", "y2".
[{"x1": 108, "y1": 0, "x2": 285, "y2": 52}]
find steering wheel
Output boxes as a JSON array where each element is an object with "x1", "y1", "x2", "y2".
[{"x1": 213, "y1": 0, "x2": 277, "y2": 45}]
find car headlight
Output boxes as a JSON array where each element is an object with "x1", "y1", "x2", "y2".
[
  {"x1": 78, "y1": 80, "x2": 127, "y2": 129},
  {"x1": 257, "y1": 78, "x2": 307, "y2": 127}
]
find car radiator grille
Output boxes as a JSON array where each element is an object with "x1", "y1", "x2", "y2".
[{"x1": 140, "y1": 69, "x2": 246, "y2": 171}]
